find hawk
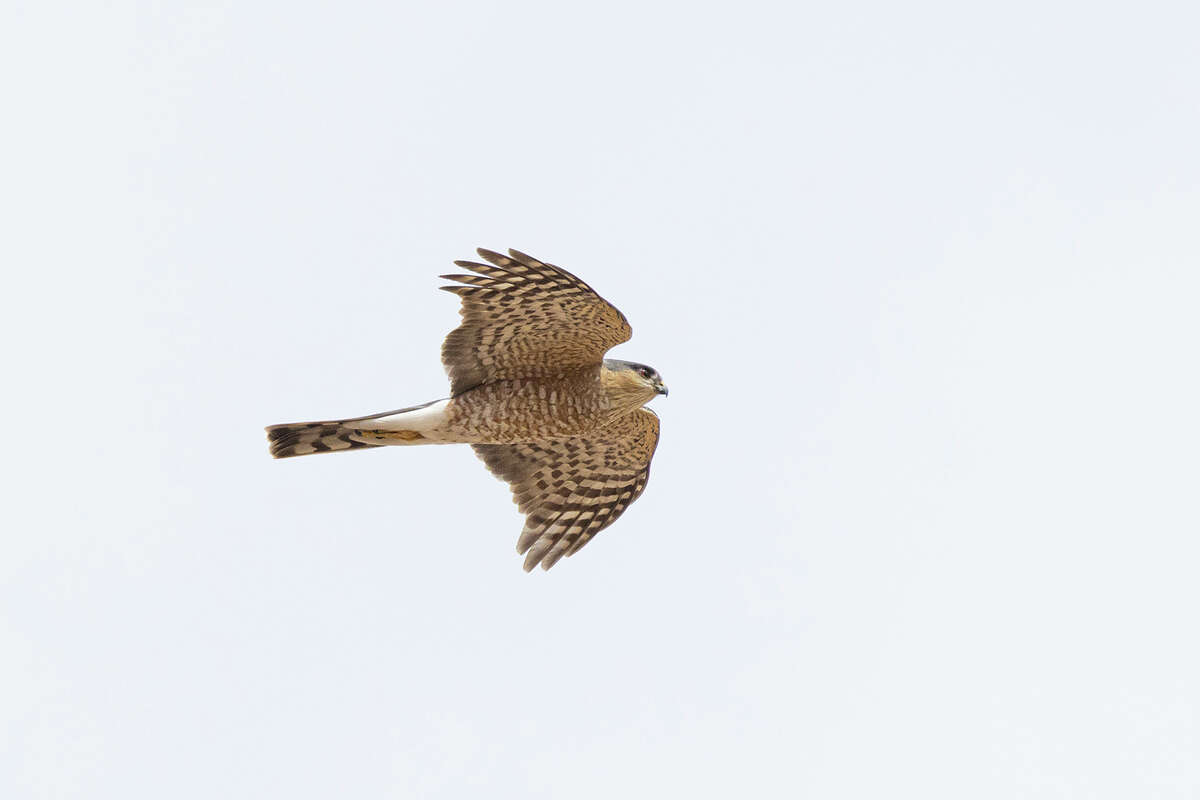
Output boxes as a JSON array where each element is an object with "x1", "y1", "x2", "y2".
[{"x1": 266, "y1": 248, "x2": 668, "y2": 571}]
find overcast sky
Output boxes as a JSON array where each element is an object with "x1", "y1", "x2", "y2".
[{"x1": 4, "y1": 1, "x2": 1199, "y2": 797}]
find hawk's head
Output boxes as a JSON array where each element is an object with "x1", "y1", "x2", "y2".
[{"x1": 603, "y1": 359, "x2": 669, "y2": 405}]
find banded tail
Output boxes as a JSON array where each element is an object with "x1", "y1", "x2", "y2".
[
  {"x1": 266, "y1": 399, "x2": 451, "y2": 459},
  {"x1": 266, "y1": 421, "x2": 382, "y2": 458}
]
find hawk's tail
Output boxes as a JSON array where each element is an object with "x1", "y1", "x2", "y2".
[
  {"x1": 266, "y1": 400, "x2": 451, "y2": 459},
  {"x1": 266, "y1": 421, "x2": 381, "y2": 459}
]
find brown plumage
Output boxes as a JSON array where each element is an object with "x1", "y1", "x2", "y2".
[{"x1": 266, "y1": 248, "x2": 667, "y2": 571}]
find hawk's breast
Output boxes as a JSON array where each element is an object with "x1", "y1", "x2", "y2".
[{"x1": 445, "y1": 367, "x2": 610, "y2": 444}]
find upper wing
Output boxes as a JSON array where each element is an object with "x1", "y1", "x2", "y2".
[
  {"x1": 472, "y1": 409, "x2": 661, "y2": 571},
  {"x1": 440, "y1": 248, "x2": 633, "y2": 395}
]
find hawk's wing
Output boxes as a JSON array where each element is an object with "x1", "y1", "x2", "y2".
[
  {"x1": 472, "y1": 409, "x2": 660, "y2": 571},
  {"x1": 440, "y1": 248, "x2": 633, "y2": 395}
]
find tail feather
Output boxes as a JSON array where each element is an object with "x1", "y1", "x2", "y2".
[
  {"x1": 266, "y1": 400, "x2": 449, "y2": 459},
  {"x1": 266, "y1": 422, "x2": 381, "y2": 459}
]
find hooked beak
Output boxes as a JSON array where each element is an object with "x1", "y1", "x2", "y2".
[{"x1": 657, "y1": 384, "x2": 669, "y2": 397}]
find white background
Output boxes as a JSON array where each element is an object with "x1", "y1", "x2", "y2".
[{"x1": 4, "y1": 1, "x2": 1198, "y2": 797}]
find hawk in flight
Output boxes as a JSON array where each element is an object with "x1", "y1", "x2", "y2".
[{"x1": 266, "y1": 248, "x2": 667, "y2": 571}]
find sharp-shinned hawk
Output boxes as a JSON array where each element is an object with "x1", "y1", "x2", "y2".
[{"x1": 266, "y1": 248, "x2": 668, "y2": 571}]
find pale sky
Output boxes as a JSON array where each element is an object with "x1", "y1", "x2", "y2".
[{"x1": 4, "y1": 1, "x2": 1199, "y2": 797}]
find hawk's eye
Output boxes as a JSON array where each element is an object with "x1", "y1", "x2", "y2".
[{"x1": 638, "y1": 367, "x2": 652, "y2": 378}]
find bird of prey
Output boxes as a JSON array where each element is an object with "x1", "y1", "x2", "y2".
[{"x1": 266, "y1": 248, "x2": 667, "y2": 571}]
